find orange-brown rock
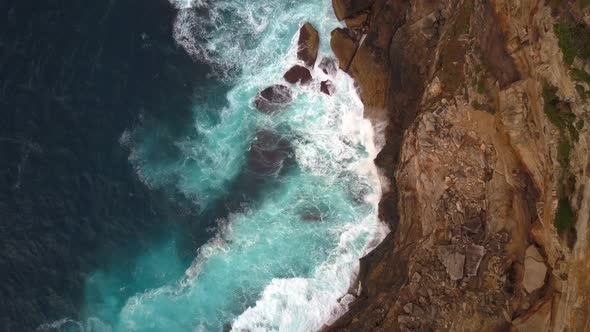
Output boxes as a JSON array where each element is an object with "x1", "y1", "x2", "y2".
[
  {"x1": 329, "y1": 28, "x2": 357, "y2": 72},
  {"x1": 297, "y1": 22, "x2": 319, "y2": 67},
  {"x1": 332, "y1": 0, "x2": 376, "y2": 21},
  {"x1": 325, "y1": 0, "x2": 590, "y2": 331}
]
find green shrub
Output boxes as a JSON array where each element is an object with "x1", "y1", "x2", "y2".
[
  {"x1": 555, "y1": 198, "x2": 576, "y2": 234},
  {"x1": 571, "y1": 68, "x2": 590, "y2": 85},
  {"x1": 554, "y1": 22, "x2": 590, "y2": 65}
]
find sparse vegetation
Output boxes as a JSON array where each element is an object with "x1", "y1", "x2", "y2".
[
  {"x1": 543, "y1": 83, "x2": 580, "y2": 234},
  {"x1": 555, "y1": 198, "x2": 576, "y2": 234},
  {"x1": 554, "y1": 22, "x2": 590, "y2": 65},
  {"x1": 571, "y1": 68, "x2": 590, "y2": 85},
  {"x1": 542, "y1": 83, "x2": 579, "y2": 143},
  {"x1": 476, "y1": 79, "x2": 486, "y2": 94}
]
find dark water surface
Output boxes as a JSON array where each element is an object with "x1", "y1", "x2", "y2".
[{"x1": 0, "y1": 0, "x2": 211, "y2": 329}]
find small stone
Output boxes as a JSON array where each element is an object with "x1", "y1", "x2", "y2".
[
  {"x1": 320, "y1": 80, "x2": 336, "y2": 95},
  {"x1": 436, "y1": 245, "x2": 465, "y2": 281},
  {"x1": 411, "y1": 272, "x2": 422, "y2": 283},
  {"x1": 523, "y1": 245, "x2": 547, "y2": 293},
  {"x1": 464, "y1": 245, "x2": 485, "y2": 277}
]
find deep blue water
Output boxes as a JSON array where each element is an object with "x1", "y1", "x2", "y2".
[
  {"x1": 0, "y1": 1, "x2": 213, "y2": 330},
  {"x1": 0, "y1": 1, "x2": 386, "y2": 331}
]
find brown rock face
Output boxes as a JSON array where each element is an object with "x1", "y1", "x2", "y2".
[
  {"x1": 326, "y1": 0, "x2": 590, "y2": 331},
  {"x1": 332, "y1": 0, "x2": 376, "y2": 21},
  {"x1": 297, "y1": 22, "x2": 319, "y2": 67},
  {"x1": 330, "y1": 28, "x2": 357, "y2": 71},
  {"x1": 253, "y1": 85, "x2": 293, "y2": 114},
  {"x1": 320, "y1": 80, "x2": 335, "y2": 95},
  {"x1": 283, "y1": 65, "x2": 312, "y2": 85}
]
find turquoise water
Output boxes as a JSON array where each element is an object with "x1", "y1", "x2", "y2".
[{"x1": 43, "y1": 0, "x2": 387, "y2": 331}]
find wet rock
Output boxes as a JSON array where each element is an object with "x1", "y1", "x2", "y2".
[
  {"x1": 330, "y1": 28, "x2": 357, "y2": 71},
  {"x1": 345, "y1": 13, "x2": 368, "y2": 29},
  {"x1": 436, "y1": 246, "x2": 465, "y2": 281},
  {"x1": 283, "y1": 65, "x2": 312, "y2": 85},
  {"x1": 523, "y1": 245, "x2": 547, "y2": 293},
  {"x1": 247, "y1": 130, "x2": 293, "y2": 176},
  {"x1": 464, "y1": 245, "x2": 485, "y2": 277},
  {"x1": 297, "y1": 22, "x2": 319, "y2": 67},
  {"x1": 320, "y1": 80, "x2": 335, "y2": 95},
  {"x1": 254, "y1": 85, "x2": 293, "y2": 113},
  {"x1": 319, "y1": 56, "x2": 338, "y2": 76},
  {"x1": 332, "y1": 0, "x2": 376, "y2": 21}
]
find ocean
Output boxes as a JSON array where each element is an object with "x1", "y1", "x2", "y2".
[{"x1": 0, "y1": 0, "x2": 386, "y2": 331}]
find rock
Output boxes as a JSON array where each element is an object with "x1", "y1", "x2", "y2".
[
  {"x1": 319, "y1": 56, "x2": 338, "y2": 76},
  {"x1": 464, "y1": 245, "x2": 485, "y2": 277},
  {"x1": 320, "y1": 80, "x2": 335, "y2": 95},
  {"x1": 345, "y1": 13, "x2": 368, "y2": 29},
  {"x1": 436, "y1": 246, "x2": 465, "y2": 281},
  {"x1": 332, "y1": 0, "x2": 376, "y2": 21},
  {"x1": 330, "y1": 28, "x2": 357, "y2": 71},
  {"x1": 297, "y1": 22, "x2": 319, "y2": 67},
  {"x1": 254, "y1": 85, "x2": 293, "y2": 113},
  {"x1": 247, "y1": 130, "x2": 292, "y2": 176},
  {"x1": 522, "y1": 245, "x2": 547, "y2": 293},
  {"x1": 283, "y1": 65, "x2": 312, "y2": 85}
]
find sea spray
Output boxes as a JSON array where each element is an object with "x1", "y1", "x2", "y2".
[{"x1": 50, "y1": 0, "x2": 390, "y2": 331}]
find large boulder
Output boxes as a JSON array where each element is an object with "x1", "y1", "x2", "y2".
[
  {"x1": 330, "y1": 28, "x2": 358, "y2": 71},
  {"x1": 297, "y1": 22, "x2": 319, "y2": 67},
  {"x1": 254, "y1": 85, "x2": 293, "y2": 113},
  {"x1": 522, "y1": 245, "x2": 547, "y2": 293},
  {"x1": 283, "y1": 65, "x2": 312, "y2": 85},
  {"x1": 332, "y1": 0, "x2": 376, "y2": 21},
  {"x1": 247, "y1": 130, "x2": 293, "y2": 177}
]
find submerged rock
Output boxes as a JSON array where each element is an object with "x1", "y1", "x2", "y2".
[
  {"x1": 283, "y1": 65, "x2": 312, "y2": 85},
  {"x1": 319, "y1": 56, "x2": 338, "y2": 76},
  {"x1": 297, "y1": 22, "x2": 319, "y2": 67},
  {"x1": 254, "y1": 85, "x2": 293, "y2": 113},
  {"x1": 247, "y1": 130, "x2": 293, "y2": 177},
  {"x1": 320, "y1": 80, "x2": 335, "y2": 95}
]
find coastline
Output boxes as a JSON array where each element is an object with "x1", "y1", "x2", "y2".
[{"x1": 325, "y1": 0, "x2": 590, "y2": 331}]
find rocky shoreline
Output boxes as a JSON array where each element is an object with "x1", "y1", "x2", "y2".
[{"x1": 323, "y1": 0, "x2": 590, "y2": 331}]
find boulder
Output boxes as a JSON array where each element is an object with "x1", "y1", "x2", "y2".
[
  {"x1": 319, "y1": 56, "x2": 338, "y2": 76},
  {"x1": 436, "y1": 246, "x2": 465, "y2": 281},
  {"x1": 254, "y1": 85, "x2": 293, "y2": 113},
  {"x1": 283, "y1": 65, "x2": 312, "y2": 85},
  {"x1": 345, "y1": 13, "x2": 368, "y2": 29},
  {"x1": 247, "y1": 130, "x2": 293, "y2": 176},
  {"x1": 464, "y1": 245, "x2": 485, "y2": 277},
  {"x1": 332, "y1": 0, "x2": 376, "y2": 21},
  {"x1": 330, "y1": 28, "x2": 358, "y2": 71},
  {"x1": 297, "y1": 22, "x2": 319, "y2": 67},
  {"x1": 320, "y1": 80, "x2": 336, "y2": 95},
  {"x1": 522, "y1": 245, "x2": 547, "y2": 293}
]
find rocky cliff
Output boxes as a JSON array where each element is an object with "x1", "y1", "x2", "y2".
[{"x1": 325, "y1": 0, "x2": 590, "y2": 330}]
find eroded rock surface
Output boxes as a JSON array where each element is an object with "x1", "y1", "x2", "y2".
[{"x1": 326, "y1": 0, "x2": 590, "y2": 331}]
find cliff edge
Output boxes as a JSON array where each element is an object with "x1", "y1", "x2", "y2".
[{"x1": 326, "y1": 0, "x2": 590, "y2": 330}]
